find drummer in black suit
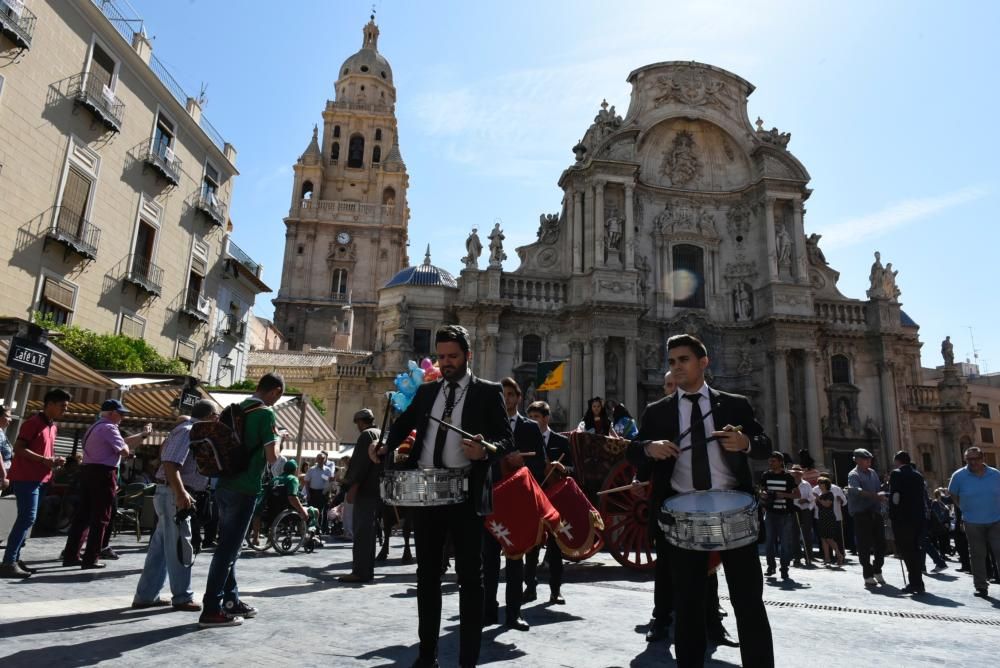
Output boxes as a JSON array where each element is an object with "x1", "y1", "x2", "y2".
[
  {"x1": 524, "y1": 400, "x2": 573, "y2": 605},
  {"x1": 482, "y1": 377, "x2": 545, "y2": 631},
  {"x1": 627, "y1": 334, "x2": 774, "y2": 668},
  {"x1": 383, "y1": 325, "x2": 514, "y2": 668}
]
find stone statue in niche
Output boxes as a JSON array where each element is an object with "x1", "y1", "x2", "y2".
[
  {"x1": 837, "y1": 397, "x2": 851, "y2": 432},
  {"x1": 775, "y1": 223, "x2": 792, "y2": 268},
  {"x1": 396, "y1": 296, "x2": 409, "y2": 331},
  {"x1": 635, "y1": 254, "x2": 651, "y2": 298},
  {"x1": 463, "y1": 227, "x2": 482, "y2": 269},
  {"x1": 941, "y1": 336, "x2": 955, "y2": 367},
  {"x1": 537, "y1": 213, "x2": 560, "y2": 244},
  {"x1": 737, "y1": 348, "x2": 753, "y2": 375},
  {"x1": 605, "y1": 213, "x2": 623, "y2": 250},
  {"x1": 661, "y1": 130, "x2": 701, "y2": 186},
  {"x1": 733, "y1": 282, "x2": 753, "y2": 321},
  {"x1": 488, "y1": 222, "x2": 506, "y2": 268}
]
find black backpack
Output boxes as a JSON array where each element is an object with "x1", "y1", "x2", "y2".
[{"x1": 189, "y1": 402, "x2": 265, "y2": 477}]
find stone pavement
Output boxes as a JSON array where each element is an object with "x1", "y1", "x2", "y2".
[{"x1": 1, "y1": 534, "x2": 999, "y2": 667}]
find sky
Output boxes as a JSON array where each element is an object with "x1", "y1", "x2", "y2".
[{"x1": 121, "y1": 0, "x2": 1000, "y2": 371}]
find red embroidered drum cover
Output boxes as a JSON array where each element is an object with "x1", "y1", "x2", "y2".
[{"x1": 485, "y1": 467, "x2": 560, "y2": 559}]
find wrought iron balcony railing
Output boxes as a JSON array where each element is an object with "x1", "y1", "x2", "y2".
[
  {"x1": 196, "y1": 192, "x2": 226, "y2": 226},
  {"x1": 72, "y1": 72, "x2": 125, "y2": 132},
  {"x1": 180, "y1": 287, "x2": 210, "y2": 322},
  {"x1": 219, "y1": 313, "x2": 246, "y2": 339},
  {"x1": 0, "y1": 0, "x2": 35, "y2": 50},
  {"x1": 46, "y1": 207, "x2": 101, "y2": 260},
  {"x1": 142, "y1": 144, "x2": 182, "y2": 185},
  {"x1": 126, "y1": 254, "x2": 163, "y2": 296}
]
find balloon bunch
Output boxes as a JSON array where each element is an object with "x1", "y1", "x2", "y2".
[{"x1": 389, "y1": 358, "x2": 441, "y2": 412}]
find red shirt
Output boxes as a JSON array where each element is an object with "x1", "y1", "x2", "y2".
[{"x1": 7, "y1": 413, "x2": 57, "y2": 483}]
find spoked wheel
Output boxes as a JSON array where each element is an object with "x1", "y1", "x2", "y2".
[
  {"x1": 598, "y1": 460, "x2": 656, "y2": 571},
  {"x1": 244, "y1": 521, "x2": 270, "y2": 552},
  {"x1": 271, "y1": 509, "x2": 307, "y2": 555}
]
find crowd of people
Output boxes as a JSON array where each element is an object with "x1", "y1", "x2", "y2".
[{"x1": 2, "y1": 327, "x2": 1000, "y2": 668}]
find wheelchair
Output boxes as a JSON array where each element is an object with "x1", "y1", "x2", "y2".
[{"x1": 245, "y1": 480, "x2": 321, "y2": 555}]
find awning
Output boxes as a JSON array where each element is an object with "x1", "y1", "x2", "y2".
[
  {"x1": 0, "y1": 337, "x2": 117, "y2": 392},
  {"x1": 206, "y1": 390, "x2": 339, "y2": 454}
]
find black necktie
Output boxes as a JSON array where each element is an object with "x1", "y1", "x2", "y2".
[
  {"x1": 685, "y1": 393, "x2": 711, "y2": 490},
  {"x1": 433, "y1": 382, "x2": 459, "y2": 468}
]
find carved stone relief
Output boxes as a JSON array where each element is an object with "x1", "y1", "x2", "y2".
[
  {"x1": 660, "y1": 130, "x2": 702, "y2": 186},
  {"x1": 537, "y1": 214, "x2": 560, "y2": 245},
  {"x1": 653, "y1": 71, "x2": 730, "y2": 110},
  {"x1": 733, "y1": 281, "x2": 754, "y2": 321},
  {"x1": 726, "y1": 202, "x2": 752, "y2": 247},
  {"x1": 653, "y1": 199, "x2": 719, "y2": 239}
]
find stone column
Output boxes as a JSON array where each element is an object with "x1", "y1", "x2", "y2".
[
  {"x1": 594, "y1": 180, "x2": 606, "y2": 268},
  {"x1": 583, "y1": 341, "x2": 593, "y2": 407},
  {"x1": 592, "y1": 336, "x2": 607, "y2": 400},
  {"x1": 573, "y1": 190, "x2": 584, "y2": 274},
  {"x1": 802, "y1": 349, "x2": 823, "y2": 466},
  {"x1": 570, "y1": 341, "x2": 583, "y2": 422},
  {"x1": 624, "y1": 184, "x2": 635, "y2": 271},
  {"x1": 764, "y1": 197, "x2": 779, "y2": 281},
  {"x1": 625, "y1": 338, "x2": 638, "y2": 413},
  {"x1": 877, "y1": 360, "x2": 900, "y2": 466},
  {"x1": 583, "y1": 188, "x2": 594, "y2": 270},
  {"x1": 772, "y1": 348, "x2": 792, "y2": 451},
  {"x1": 483, "y1": 334, "x2": 498, "y2": 381},
  {"x1": 792, "y1": 199, "x2": 809, "y2": 284}
]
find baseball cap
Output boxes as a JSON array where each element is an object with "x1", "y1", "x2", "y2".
[
  {"x1": 101, "y1": 399, "x2": 131, "y2": 414},
  {"x1": 354, "y1": 408, "x2": 375, "y2": 421}
]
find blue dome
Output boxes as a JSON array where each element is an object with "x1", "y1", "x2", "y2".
[{"x1": 384, "y1": 247, "x2": 457, "y2": 289}]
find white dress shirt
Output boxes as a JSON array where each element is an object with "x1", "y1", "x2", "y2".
[
  {"x1": 669, "y1": 383, "x2": 737, "y2": 493},
  {"x1": 418, "y1": 372, "x2": 473, "y2": 469},
  {"x1": 795, "y1": 480, "x2": 815, "y2": 511}
]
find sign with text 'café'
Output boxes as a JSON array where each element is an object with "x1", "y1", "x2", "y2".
[{"x1": 5, "y1": 337, "x2": 52, "y2": 377}]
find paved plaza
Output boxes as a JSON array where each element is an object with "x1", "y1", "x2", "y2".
[{"x1": 1, "y1": 534, "x2": 998, "y2": 667}]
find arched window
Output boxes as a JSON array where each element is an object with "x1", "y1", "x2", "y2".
[
  {"x1": 672, "y1": 244, "x2": 705, "y2": 308},
  {"x1": 375, "y1": 128, "x2": 383, "y2": 141},
  {"x1": 331, "y1": 142, "x2": 340, "y2": 161},
  {"x1": 332, "y1": 268, "x2": 348, "y2": 297},
  {"x1": 333, "y1": 125, "x2": 341, "y2": 138},
  {"x1": 522, "y1": 335, "x2": 542, "y2": 363},
  {"x1": 301, "y1": 181, "x2": 314, "y2": 200},
  {"x1": 372, "y1": 146, "x2": 381, "y2": 164},
  {"x1": 382, "y1": 187, "x2": 396, "y2": 206},
  {"x1": 831, "y1": 354, "x2": 851, "y2": 384},
  {"x1": 348, "y1": 134, "x2": 365, "y2": 168}
]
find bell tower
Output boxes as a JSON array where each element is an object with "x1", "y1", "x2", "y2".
[{"x1": 274, "y1": 15, "x2": 410, "y2": 351}]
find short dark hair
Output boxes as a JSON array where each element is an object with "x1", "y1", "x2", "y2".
[
  {"x1": 435, "y1": 324, "x2": 471, "y2": 353},
  {"x1": 257, "y1": 372, "x2": 285, "y2": 393},
  {"x1": 500, "y1": 377, "x2": 521, "y2": 396},
  {"x1": 666, "y1": 334, "x2": 708, "y2": 358},
  {"x1": 817, "y1": 476, "x2": 832, "y2": 490},
  {"x1": 526, "y1": 400, "x2": 550, "y2": 416},
  {"x1": 43, "y1": 388, "x2": 72, "y2": 404},
  {"x1": 894, "y1": 450, "x2": 911, "y2": 464},
  {"x1": 191, "y1": 400, "x2": 216, "y2": 419}
]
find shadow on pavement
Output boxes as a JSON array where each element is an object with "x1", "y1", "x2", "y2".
[
  {"x1": 910, "y1": 592, "x2": 962, "y2": 607},
  {"x1": 1, "y1": 624, "x2": 193, "y2": 666},
  {"x1": 355, "y1": 642, "x2": 419, "y2": 668},
  {"x1": 0, "y1": 605, "x2": 174, "y2": 638},
  {"x1": 630, "y1": 641, "x2": 675, "y2": 667},
  {"x1": 12, "y1": 568, "x2": 143, "y2": 585}
]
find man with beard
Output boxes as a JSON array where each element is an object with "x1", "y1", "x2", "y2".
[{"x1": 382, "y1": 325, "x2": 513, "y2": 668}]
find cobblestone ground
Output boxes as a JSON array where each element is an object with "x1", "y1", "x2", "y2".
[{"x1": 1, "y1": 533, "x2": 999, "y2": 667}]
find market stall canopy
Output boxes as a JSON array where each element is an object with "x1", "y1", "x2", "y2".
[
  {"x1": 206, "y1": 390, "x2": 339, "y2": 459},
  {"x1": 0, "y1": 336, "x2": 117, "y2": 393}
]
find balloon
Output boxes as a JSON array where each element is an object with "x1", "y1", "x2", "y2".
[
  {"x1": 420, "y1": 357, "x2": 441, "y2": 382},
  {"x1": 392, "y1": 360, "x2": 425, "y2": 411}
]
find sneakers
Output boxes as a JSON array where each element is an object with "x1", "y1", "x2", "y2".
[
  {"x1": 874, "y1": 573, "x2": 886, "y2": 585},
  {"x1": 0, "y1": 562, "x2": 31, "y2": 579},
  {"x1": 864, "y1": 577, "x2": 878, "y2": 587},
  {"x1": 224, "y1": 600, "x2": 258, "y2": 619},
  {"x1": 199, "y1": 610, "x2": 243, "y2": 628}
]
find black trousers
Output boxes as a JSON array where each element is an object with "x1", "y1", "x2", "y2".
[
  {"x1": 413, "y1": 502, "x2": 483, "y2": 666},
  {"x1": 667, "y1": 541, "x2": 774, "y2": 668},
  {"x1": 524, "y1": 534, "x2": 563, "y2": 594},
  {"x1": 893, "y1": 521, "x2": 924, "y2": 588},
  {"x1": 651, "y1": 520, "x2": 673, "y2": 625},
  {"x1": 853, "y1": 511, "x2": 886, "y2": 578},
  {"x1": 482, "y1": 529, "x2": 524, "y2": 618},
  {"x1": 308, "y1": 489, "x2": 328, "y2": 532},
  {"x1": 351, "y1": 493, "x2": 378, "y2": 579}
]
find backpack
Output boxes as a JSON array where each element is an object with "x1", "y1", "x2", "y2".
[{"x1": 188, "y1": 402, "x2": 265, "y2": 477}]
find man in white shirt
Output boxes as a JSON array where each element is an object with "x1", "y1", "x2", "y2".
[
  {"x1": 790, "y1": 465, "x2": 815, "y2": 566},
  {"x1": 304, "y1": 451, "x2": 333, "y2": 534}
]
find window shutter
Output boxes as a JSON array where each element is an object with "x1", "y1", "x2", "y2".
[{"x1": 43, "y1": 277, "x2": 75, "y2": 311}]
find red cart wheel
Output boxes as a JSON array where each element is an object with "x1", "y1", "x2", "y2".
[{"x1": 598, "y1": 460, "x2": 656, "y2": 571}]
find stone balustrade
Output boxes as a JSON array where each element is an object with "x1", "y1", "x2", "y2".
[
  {"x1": 297, "y1": 199, "x2": 396, "y2": 221},
  {"x1": 906, "y1": 385, "x2": 940, "y2": 408},
  {"x1": 500, "y1": 277, "x2": 567, "y2": 310},
  {"x1": 815, "y1": 300, "x2": 866, "y2": 327}
]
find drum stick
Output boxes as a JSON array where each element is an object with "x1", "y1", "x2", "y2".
[
  {"x1": 425, "y1": 415, "x2": 498, "y2": 453},
  {"x1": 540, "y1": 453, "x2": 565, "y2": 488},
  {"x1": 676, "y1": 425, "x2": 743, "y2": 453},
  {"x1": 598, "y1": 480, "x2": 649, "y2": 496}
]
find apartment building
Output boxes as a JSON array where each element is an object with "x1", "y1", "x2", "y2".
[{"x1": 0, "y1": 0, "x2": 268, "y2": 379}]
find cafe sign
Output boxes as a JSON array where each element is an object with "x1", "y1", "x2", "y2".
[{"x1": 6, "y1": 337, "x2": 52, "y2": 377}]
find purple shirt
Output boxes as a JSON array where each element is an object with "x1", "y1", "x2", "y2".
[{"x1": 82, "y1": 418, "x2": 128, "y2": 467}]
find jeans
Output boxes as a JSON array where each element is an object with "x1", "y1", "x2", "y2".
[
  {"x1": 852, "y1": 510, "x2": 886, "y2": 578},
  {"x1": 308, "y1": 489, "x2": 328, "y2": 533},
  {"x1": 965, "y1": 521, "x2": 1000, "y2": 591},
  {"x1": 920, "y1": 525, "x2": 946, "y2": 569},
  {"x1": 201, "y1": 486, "x2": 257, "y2": 613},
  {"x1": 764, "y1": 512, "x2": 795, "y2": 569},
  {"x1": 2, "y1": 481, "x2": 43, "y2": 564},
  {"x1": 134, "y1": 485, "x2": 195, "y2": 605}
]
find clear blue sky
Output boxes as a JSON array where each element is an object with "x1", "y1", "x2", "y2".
[{"x1": 125, "y1": 0, "x2": 999, "y2": 371}]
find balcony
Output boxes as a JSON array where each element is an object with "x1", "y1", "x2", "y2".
[
  {"x1": 296, "y1": 198, "x2": 397, "y2": 222},
  {"x1": 45, "y1": 207, "x2": 101, "y2": 261},
  {"x1": 179, "y1": 288, "x2": 210, "y2": 323},
  {"x1": 220, "y1": 314, "x2": 246, "y2": 340},
  {"x1": 906, "y1": 385, "x2": 941, "y2": 410},
  {"x1": 226, "y1": 240, "x2": 261, "y2": 277},
  {"x1": 500, "y1": 277, "x2": 568, "y2": 311},
  {"x1": 142, "y1": 144, "x2": 182, "y2": 186},
  {"x1": 196, "y1": 191, "x2": 226, "y2": 226},
  {"x1": 72, "y1": 73, "x2": 125, "y2": 132},
  {"x1": 815, "y1": 299, "x2": 867, "y2": 329},
  {"x1": 0, "y1": 0, "x2": 35, "y2": 49},
  {"x1": 125, "y1": 254, "x2": 163, "y2": 296}
]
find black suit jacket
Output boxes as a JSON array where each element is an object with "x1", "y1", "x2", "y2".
[
  {"x1": 507, "y1": 414, "x2": 547, "y2": 482},
  {"x1": 889, "y1": 464, "x2": 926, "y2": 526},
  {"x1": 628, "y1": 388, "x2": 772, "y2": 520},
  {"x1": 386, "y1": 374, "x2": 514, "y2": 515}
]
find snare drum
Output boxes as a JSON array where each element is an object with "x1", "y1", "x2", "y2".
[
  {"x1": 658, "y1": 490, "x2": 758, "y2": 551},
  {"x1": 380, "y1": 468, "x2": 469, "y2": 507}
]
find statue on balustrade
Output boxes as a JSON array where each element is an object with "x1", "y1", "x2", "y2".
[
  {"x1": 488, "y1": 222, "x2": 506, "y2": 267},
  {"x1": 941, "y1": 336, "x2": 955, "y2": 367},
  {"x1": 463, "y1": 227, "x2": 482, "y2": 269}
]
